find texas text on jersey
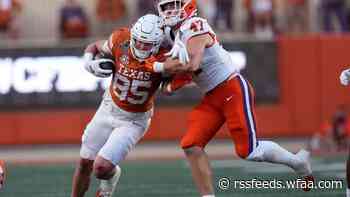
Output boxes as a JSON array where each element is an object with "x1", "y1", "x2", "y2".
[{"x1": 106, "y1": 28, "x2": 166, "y2": 113}]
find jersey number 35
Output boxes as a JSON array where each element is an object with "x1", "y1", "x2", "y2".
[{"x1": 113, "y1": 74, "x2": 151, "y2": 105}]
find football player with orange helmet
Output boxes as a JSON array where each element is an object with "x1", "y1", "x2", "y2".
[{"x1": 151, "y1": 0, "x2": 314, "y2": 196}]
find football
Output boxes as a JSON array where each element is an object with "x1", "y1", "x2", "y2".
[
  {"x1": 95, "y1": 53, "x2": 115, "y2": 70},
  {"x1": 99, "y1": 61, "x2": 115, "y2": 70}
]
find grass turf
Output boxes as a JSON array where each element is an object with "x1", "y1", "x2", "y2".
[{"x1": 0, "y1": 155, "x2": 346, "y2": 197}]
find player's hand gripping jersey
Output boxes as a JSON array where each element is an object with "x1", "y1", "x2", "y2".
[{"x1": 105, "y1": 28, "x2": 167, "y2": 112}]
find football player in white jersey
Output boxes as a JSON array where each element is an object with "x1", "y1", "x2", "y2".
[
  {"x1": 339, "y1": 68, "x2": 350, "y2": 197},
  {"x1": 150, "y1": 0, "x2": 314, "y2": 196}
]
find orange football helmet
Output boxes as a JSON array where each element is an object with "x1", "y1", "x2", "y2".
[{"x1": 156, "y1": 0, "x2": 197, "y2": 26}]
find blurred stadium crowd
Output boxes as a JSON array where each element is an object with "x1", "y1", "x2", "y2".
[
  {"x1": 311, "y1": 105, "x2": 350, "y2": 154},
  {"x1": 1, "y1": 0, "x2": 350, "y2": 43}
]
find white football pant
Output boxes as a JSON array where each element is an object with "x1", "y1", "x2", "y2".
[{"x1": 80, "y1": 92, "x2": 152, "y2": 165}]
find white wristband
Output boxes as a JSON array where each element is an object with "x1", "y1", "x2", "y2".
[
  {"x1": 83, "y1": 52, "x2": 94, "y2": 61},
  {"x1": 153, "y1": 62, "x2": 165, "y2": 73}
]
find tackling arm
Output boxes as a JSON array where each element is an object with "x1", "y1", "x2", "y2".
[
  {"x1": 157, "y1": 34, "x2": 212, "y2": 74},
  {"x1": 185, "y1": 34, "x2": 212, "y2": 72},
  {"x1": 84, "y1": 40, "x2": 109, "y2": 57}
]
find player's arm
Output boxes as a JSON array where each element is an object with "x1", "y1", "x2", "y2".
[
  {"x1": 84, "y1": 39, "x2": 115, "y2": 58},
  {"x1": 185, "y1": 34, "x2": 212, "y2": 72},
  {"x1": 153, "y1": 18, "x2": 214, "y2": 74},
  {"x1": 155, "y1": 34, "x2": 211, "y2": 74},
  {"x1": 84, "y1": 40, "x2": 105, "y2": 55}
]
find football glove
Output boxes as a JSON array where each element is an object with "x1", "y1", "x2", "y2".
[
  {"x1": 84, "y1": 53, "x2": 114, "y2": 78},
  {"x1": 340, "y1": 68, "x2": 350, "y2": 86},
  {"x1": 165, "y1": 34, "x2": 190, "y2": 65}
]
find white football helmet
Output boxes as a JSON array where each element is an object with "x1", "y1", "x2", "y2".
[
  {"x1": 156, "y1": 0, "x2": 197, "y2": 27},
  {"x1": 130, "y1": 14, "x2": 164, "y2": 61}
]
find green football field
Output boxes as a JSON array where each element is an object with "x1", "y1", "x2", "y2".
[{"x1": 0, "y1": 154, "x2": 346, "y2": 197}]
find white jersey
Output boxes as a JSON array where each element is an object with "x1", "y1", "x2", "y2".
[{"x1": 177, "y1": 17, "x2": 238, "y2": 93}]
